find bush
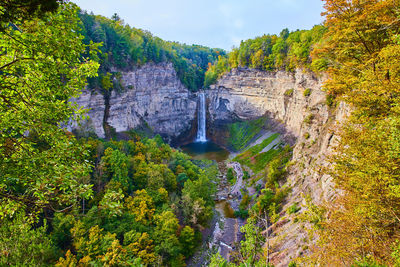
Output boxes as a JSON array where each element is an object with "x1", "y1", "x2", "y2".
[
  {"x1": 239, "y1": 194, "x2": 251, "y2": 210},
  {"x1": 326, "y1": 93, "x2": 335, "y2": 107},
  {"x1": 227, "y1": 168, "x2": 236, "y2": 185},
  {"x1": 234, "y1": 209, "x2": 249, "y2": 219},
  {"x1": 303, "y1": 88, "x2": 311, "y2": 97},
  {"x1": 288, "y1": 203, "x2": 301, "y2": 214},
  {"x1": 284, "y1": 88, "x2": 294, "y2": 97},
  {"x1": 304, "y1": 132, "x2": 310, "y2": 139},
  {"x1": 303, "y1": 114, "x2": 314, "y2": 124}
]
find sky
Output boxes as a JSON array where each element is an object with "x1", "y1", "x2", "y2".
[{"x1": 73, "y1": 0, "x2": 325, "y2": 51}]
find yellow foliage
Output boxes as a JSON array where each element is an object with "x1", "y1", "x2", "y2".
[{"x1": 125, "y1": 189, "x2": 155, "y2": 224}]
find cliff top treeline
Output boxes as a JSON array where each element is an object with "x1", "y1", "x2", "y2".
[
  {"x1": 79, "y1": 11, "x2": 225, "y2": 92},
  {"x1": 204, "y1": 25, "x2": 327, "y2": 87}
]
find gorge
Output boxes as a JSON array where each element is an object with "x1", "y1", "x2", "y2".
[
  {"x1": 3, "y1": 1, "x2": 399, "y2": 266},
  {"x1": 70, "y1": 62, "x2": 345, "y2": 266}
]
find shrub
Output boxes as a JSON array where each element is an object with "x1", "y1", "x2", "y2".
[
  {"x1": 303, "y1": 88, "x2": 311, "y2": 97},
  {"x1": 304, "y1": 132, "x2": 310, "y2": 139},
  {"x1": 288, "y1": 203, "x2": 301, "y2": 214},
  {"x1": 239, "y1": 194, "x2": 251, "y2": 210},
  {"x1": 234, "y1": 209, "x2": 249, "y2": 219},
  {"x1": 326, "y1": 93, "x2": 335, "y2": 107},
  {"x1": 243, "y1": 170, "x2": 250, "y2": 180},
  {"x1": 227, "y1": 168, "x2": 236, "y2": 185},
  {"x1": 303, "y1": 114, "x2": 314, "y2": 124},
  {"x1": 284, "y1": 88, "x2": 294, "y2": 97}
]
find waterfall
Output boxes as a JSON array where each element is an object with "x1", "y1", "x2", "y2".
[{"x1": 196, "y1": 92, "x2": 207, "y2": 142}]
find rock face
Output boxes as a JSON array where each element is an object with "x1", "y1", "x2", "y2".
[
  {"x1": 207, "y1": 67, "x2": 349, "y2": 266},
  {"x1": 207, "y1": 67, "x2": 327, "y2": 138},
  {"x1": 70, "y1": 62, "x2": 197, "y2": 143},
  {"x1": 69, "y1": 90, "x2": 106, "y2": 138}
]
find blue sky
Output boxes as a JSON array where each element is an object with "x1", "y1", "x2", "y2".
[{"x1": 73, "y1": 0, "x2": 324, "y2": 51}]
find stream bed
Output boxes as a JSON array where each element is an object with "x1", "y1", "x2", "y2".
[{"x1": 182, "y1": 141, "x2": 246, "y2": 266}]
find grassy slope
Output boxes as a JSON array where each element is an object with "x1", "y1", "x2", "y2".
[
  {"x1": 227, "y1": 118, "x2": 265, "y2": 151},
  {"x1": 233, "y1": 133, "x2": 280, "y2": 173}
]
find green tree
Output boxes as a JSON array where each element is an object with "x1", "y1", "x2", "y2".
[
  {"x1": 0, "y1": 2, "x2": 98, "y2": 221},
  {"x1": 0, "y1": 213, "x2": 57, "y2": 266},
  {"x1": 153, "y1": 210, "x2": 181, "y2": 261},
  {"x1": 179, "y1": 225, "x2": 196, "y2": 257},
  {"x1": 0, "y1": 0, "x2": 62, "y2": 30}
]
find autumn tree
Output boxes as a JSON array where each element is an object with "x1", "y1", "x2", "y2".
[
  {"x1": 309, "y1": 0, "x2": 400, "y2": 265},
  {"x1": 125, "y1": 189, "x2": 155, "y2": 224}
]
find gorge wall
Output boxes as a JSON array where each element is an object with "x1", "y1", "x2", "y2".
[
  {"x1": 70, "y1": 62, "x2": 197, "y2": 143},
  {"x1": 207, "y1": 67, "x2": 348, "y2": 266}
]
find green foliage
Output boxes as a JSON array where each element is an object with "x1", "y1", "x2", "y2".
[
  {"x1": 239, "y1": 193, "x2": 251, "y2": 210},
  {"x1": 235, "y1": 139, "x2": 282, "y2": 173},
  {"x1": 3, "y1": 135, "x2": 216, "y2": 266},
  {"x1": 284, "y1": 88, "x2": 294, "y2": 96},
  {"x1": 0, "y1": 214, "x2": 57, "y2": 266},
  {"x1": 204, "y1": 25, "x2": 327, "y2": 86},
  {"x1": 288, "y1": 203, "x2": 300, "y2": 214},
  {"x1": 0, "y1": 0, "x2": 62, "y2": 29},
  {"x1": 226, "y1": 168, "x2": 236, "y2": 185},
  {"x1": 303, "y1": 114, "x2": 314, "y2": 124},
  {"x1": 237, "y1": 218, "x2": 265, "y2": 265},
  {"x1": 203, "y1": 55, "x2": 230, "y2": 87},
  {"x1": 309, "y1": 1, "x2": 400, "y2": 264},
  {"x1": 325, "y1": 93, "x2": 335, "y2": 107},
  {"x1": 181, "y1": 174, "x2": 215, "y2": 227},
  {"x1": 236, "y1": 133, "x2": 280, "y2": 160},
  {"x1": 153, "y1": 210, "x2": 181, "y2": 259},
  {"x1": 228, "y1": 118, "x2": 266, "y2": 151},
  {"x1": 79, "y1": 12, "x2": 224, "y2": 91},
  {"x1": 234, "y1": 209, "x2": 249, "y2": 219},
  {"x1": 179, "y1": 226, "x2": 196, "y2": 257},
  {"x1": 0, "y1": 2, "x2": 98, "y2": 221},
  {"x1": 303, "y1": 88, "x2": 312, "y2": 97}
]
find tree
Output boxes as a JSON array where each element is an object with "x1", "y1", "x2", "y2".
[
  {"x1": 0, "y1": 0, "x2": 62, "y2": 30},
  {"x1": 125, "y1": 189, "x2": 155, "y2": 224},
  {"x1": 101, "y1": 147, "x2": 130, "y2": 191},
  {"x1": 309, "y1": 0, "x2": 400, "y2": 265},
  {"x1": 153, "y1": 210, "x2": 181, "y2": 261},
  {"x1": 0, "y1": 213, "x2": 57, "y2": 266},
  {"x1": 124, "y1": 231, "x2": 157, "y2": 265},
  {"x1": 0, "y1": 2, "x2": 99, "y2": 221},
  {"x1": 179, "y1": 225, "x2": 195, "y2": 257}
]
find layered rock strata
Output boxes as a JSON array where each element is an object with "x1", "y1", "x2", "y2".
[{"x1": 70, "y1": 62, "x2": 197, "y2": 143}]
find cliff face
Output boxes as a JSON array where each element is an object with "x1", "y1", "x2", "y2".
[
  {"x1": 207, "y1": 68, "x2": 328, "y2": 138},
  {"x1": 207, "y1": 68, "x2": 349, "y2": 266},
  {"x1": 70, "y1": 62, "x2": 197, "y2": 143}
]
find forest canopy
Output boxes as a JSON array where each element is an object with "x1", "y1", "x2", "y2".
[
  {"x1": 204, "y1": 25, "x2": 327, "y2": 87},
  {"x1": 78, "y1": 11, "x2": 225, "y2": 92}
]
